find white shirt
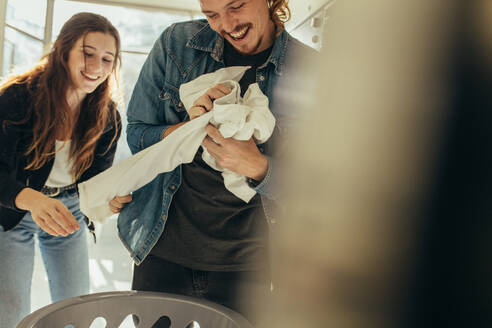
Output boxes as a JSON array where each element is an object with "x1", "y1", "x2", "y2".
[{"x1": 45, "y1": 140, "x2": 74, "y2": 187}]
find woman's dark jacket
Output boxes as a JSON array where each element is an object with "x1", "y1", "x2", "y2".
[{"x1": 0, "y1": 82, "x2": 121, "y2": 231}]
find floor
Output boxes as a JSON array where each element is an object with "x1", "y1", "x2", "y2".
[{"x1": 31, "y1": 215, "x2": 135, "y2": 327}]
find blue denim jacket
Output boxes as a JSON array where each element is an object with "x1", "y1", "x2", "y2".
[{"x1": 119, "y1": 20, "x2": 318, "y2": 264}]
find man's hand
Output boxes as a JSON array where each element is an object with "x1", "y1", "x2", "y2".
[
  {"x1": 202, "y1": 124, "x2": 268, "y2": 181},
  {"x1": 15, "y1": 188, "x2": 79, "y2": 236},
  {"x1": 187, "y1": 84, "x2": 231, "y2": 120},
  {"x1": 109, "y1": 194, "x2": 133, "y2": 214},
  {"x1": 161, "y1": 84, "x2": 232, "y2": 139}
]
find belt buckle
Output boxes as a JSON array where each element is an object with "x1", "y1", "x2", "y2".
[
  {"x1": 43, "y1": 187, "x2": 61, "y2": 197},
  {"x1": 50, "y1": 188, "x2": 61, "y2": 197}
]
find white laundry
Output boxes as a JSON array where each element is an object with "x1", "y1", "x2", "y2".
[{"x1": 78, "y1": 66, "x2": 275, "y2": 223}]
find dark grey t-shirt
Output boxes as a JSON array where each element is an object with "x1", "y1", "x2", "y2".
[{"x1": 149, "y1": 42, "x2": 273, "y2": 271}]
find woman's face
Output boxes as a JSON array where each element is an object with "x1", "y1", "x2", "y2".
[{"x1": 67, "y1": 32, "x2": 116, "y2": 98}]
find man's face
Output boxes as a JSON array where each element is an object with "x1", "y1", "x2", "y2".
[{"x1": 200, "y1": 0, "x2": 275, "y2": 55}]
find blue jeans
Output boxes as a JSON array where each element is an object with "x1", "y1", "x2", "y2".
[{"x1": 0, "y1": 189, "x2": 89, "y2": 328}]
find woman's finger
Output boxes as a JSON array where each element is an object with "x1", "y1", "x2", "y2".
[
  {"x1": 51, "y1": 202, "x2": 79, "y2": 233},
  {"x1": 50, "y1": 209, "x2": 74, "y2": 234},
  {"x1": 56, "y1": 203, "x2": 79, "y2": 230},
  {"x1": 42, "y1": 213, "x2": 68, "y2": 236},
  {"x1": 36, "y1": 216, "x2": 59, "y2": 236},
  {"x1": 109, "y1": 203, "x2": 121, "y2": 213},
  {"x1": 110, "y1": 202, "x2": 123, "y2": 210},
  {"x1": 115, "y1": 194, "x2": 132, "y2": 203}
]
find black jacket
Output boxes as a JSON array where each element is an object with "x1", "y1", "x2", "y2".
[{"x1": 0, "y1": 82, "x2": 121, "y2": 231}]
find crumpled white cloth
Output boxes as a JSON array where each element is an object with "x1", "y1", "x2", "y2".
[
  {"x1": 78, "y1": 66, "x2": 275, "y2": 223},
  {"x1": 180, "y1": 66, "x2": 276, "y2": 203}
]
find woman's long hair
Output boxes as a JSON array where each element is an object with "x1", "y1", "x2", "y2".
[
  {"x1": 268, "y1": 0, "x2": 291, "y2": 32},
  {"x1": 0, "y1": 12, "x2": 121, "y2": 180}
]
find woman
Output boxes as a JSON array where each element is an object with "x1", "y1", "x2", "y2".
[{"x1": 0, "y1": 12, "x2": 128, "y2": 327}]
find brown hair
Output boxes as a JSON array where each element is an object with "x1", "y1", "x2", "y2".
[
  {"x1": 0, "y1": 12, "x2": 121, "y2": 180},
  {"x1": 268, "y1": 0, "x2": 291, "y2": 31}
]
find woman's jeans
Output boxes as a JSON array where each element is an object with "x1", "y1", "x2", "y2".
[{"x1": 0, "y1": 189, "x2": 89, "y2": 328}]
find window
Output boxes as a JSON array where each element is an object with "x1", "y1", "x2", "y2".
[
  {"x1": 2, "y1": 0, "x2": 46, "y2": 76},
  {"x1": 6, "y1": 0, "x2": 46, "y2": 39},
  {"x1": 53, "y1": 1, "x2": 191, "y2": 53},
  {"x1": 2, "y1": 26, "x2": 43, "y2": 75}
]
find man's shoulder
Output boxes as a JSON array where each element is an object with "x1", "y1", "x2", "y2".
[{"x1": 162, "y1": 19, "x2": 211, "y2": 44}]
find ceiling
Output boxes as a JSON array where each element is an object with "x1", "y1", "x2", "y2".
[
  {"x1": 72, "y1": 0, "x2": 331, "y2": 29},
  {"x1": 71, "y1": 0, "x2": 202, "y2": 13}
]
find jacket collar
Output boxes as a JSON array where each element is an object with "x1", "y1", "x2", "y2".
[{"x1": 186, "y1": 22, "x2": 289, "y2": 76}]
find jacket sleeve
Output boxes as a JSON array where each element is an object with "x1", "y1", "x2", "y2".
[
  {"x1": 0, "y1": 85, "x2": 31, "y2": 211},
  {"x1": 78, "y1": 107, "x2": 122, "y2": 183},
  {"x1": 126, "y1": 28, "x2": 176, "y2": 155}
]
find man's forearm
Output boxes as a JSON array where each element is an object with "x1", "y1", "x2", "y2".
[{"x1": 162, "y1": 121, "x2": 187, "y2": 139}]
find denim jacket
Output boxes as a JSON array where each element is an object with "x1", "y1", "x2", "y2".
[{"x1": 120, "y1": 19, "x2": 318, "y2": 264}]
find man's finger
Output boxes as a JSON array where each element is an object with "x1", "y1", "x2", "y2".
[
  {"x1": 206, "y1": 87, "x2": 229, "y2": 100},
  {"x1": 188, "y1": 106, "x2": 207, "y2": 119},
  {"x1": 214, "y1": 83, "x2": 231, "y2": 95},
  {"x1": 195, "y1": 94, "x2": 213, "y2": 110},
  {"x1": 205, "y1": 124, "x2": 225, "y2": 144},
  {"x1": 202, "y1": 136, "x2": 222, "y2": 156}
]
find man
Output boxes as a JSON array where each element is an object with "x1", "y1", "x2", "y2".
[{"x1": 120, "y1": 0, "x2": 317, "y2": 326}]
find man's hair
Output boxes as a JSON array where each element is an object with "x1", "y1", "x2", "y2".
[{"x1": 268, "y1": 0, "x2": 291, "y2": 31}]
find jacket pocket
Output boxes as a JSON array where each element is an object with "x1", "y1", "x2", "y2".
[{"x1": 159, "y1": 84, "x2": 185, "y2": 113}]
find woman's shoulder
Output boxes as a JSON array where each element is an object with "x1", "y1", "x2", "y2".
[
  {"x1": 0, "y1": 82, "x2": 32, "y2": 120},
  {"x1": 102, "y1": 100, "x2": 122, "y2": 133},
  {"x1": 0, "y1": 82, "x2": 30, "y2": 101},
  {"x1": 108, "y1": 100, "x2": 121, "y2": 123}
]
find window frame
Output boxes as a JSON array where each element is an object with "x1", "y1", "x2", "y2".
[{"x1": 0, "y1": 0, "x2": 201, "y2": 77}]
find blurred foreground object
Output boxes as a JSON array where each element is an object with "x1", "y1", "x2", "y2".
[{"x1": 272, "y1": 0, "x2": 492, "y2": 327}]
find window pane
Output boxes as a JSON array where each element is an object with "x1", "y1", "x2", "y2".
[
  {"x1": 112, "y1": 52, "x2": 148, "y2": 164},
  {"x1": 3, "y1": 26, "x2": 44, "y2": 76},
  {"x1": 119, "y1": 52, "x2": 147, "y2": 107},
  {"x1": 6, "y1": 0, "x2": 46, "y2": 39},
  {"x1": 53, "y1": 1, "x2": 191, "y2": 53}
]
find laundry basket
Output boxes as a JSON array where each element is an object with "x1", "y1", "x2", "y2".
[{"x1": 16, "y1": 291, "x2": 254, "y2": 328}]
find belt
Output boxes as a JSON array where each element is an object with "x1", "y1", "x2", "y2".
[{"x1": 41, "y1": 183, "x2": 78, "y2": 197}]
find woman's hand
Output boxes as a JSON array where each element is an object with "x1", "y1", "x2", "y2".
[
  {"x1": 187, "y1": 83, "x2": 231, "y2": 120},
  {"x1": 109, "y1": 194, "x2": 132, "y2": 214},
  {"x1": 15, "y1": 188, "x2": 79, "y2": 236}
]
